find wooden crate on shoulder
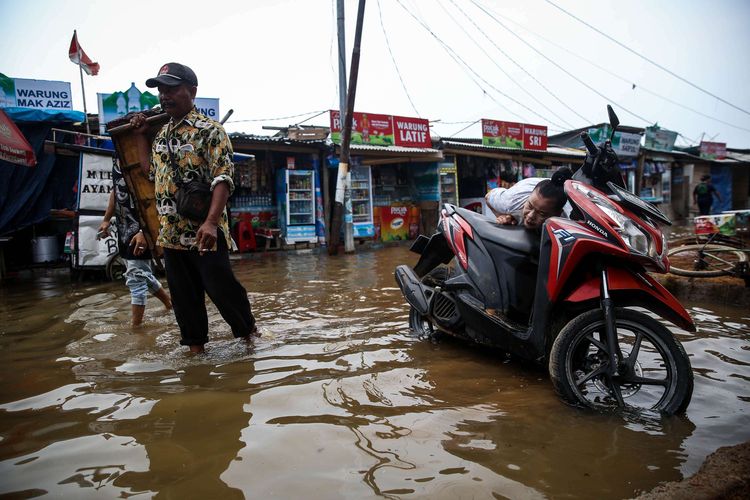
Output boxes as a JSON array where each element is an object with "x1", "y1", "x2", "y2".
[{"x1": 107, "y1": 112, "x2": 169, "y2": 256}]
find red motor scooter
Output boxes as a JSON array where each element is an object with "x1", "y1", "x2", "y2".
[{"x1": 395, "y1": 106, "x2": 694, "y2": 414}]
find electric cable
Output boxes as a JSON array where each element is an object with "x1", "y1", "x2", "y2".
[
  {"x1": 394, "y1": 0, "x2": 527, "y2": 122},
  {"x1": 445, "y1": 0, "x2": 587, "y2": 127},
  {"x1": 227, "y1": 110, "x2": 328, "y2": 124},
  {"x1": 449, "y1": 119, "x2": 481, "y2": 137},
  {"x1": 396, "y1": 0, "x2": 566, "y2": 127},
  {"x1": 377, "y1": 0, "x2": 421, "y2": 117},
  {"x1": 471, "y1": 0, "x2": 653, "y2": 125},
  {"x1": 480, "y1": 6, "x2": 750, "y2": 133},
  {"x1": 544, "y1": 0, "x2": 750, "y2": 117}
]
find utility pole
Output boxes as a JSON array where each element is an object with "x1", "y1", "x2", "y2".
[{"x1": 329, "y1": 0, "x2": 364, "y2": 255}]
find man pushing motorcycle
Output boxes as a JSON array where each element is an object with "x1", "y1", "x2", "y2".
[{"x1": 485, "y1": 168, "x2": 573, "y2": 229}]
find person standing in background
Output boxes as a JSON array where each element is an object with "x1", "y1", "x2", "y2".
[
  {"x1": 693, "y1": 174, "x2": 721, "y2": 215},
  {"x1": 98, "y1": 159, "x2": 172, "y2": 326}
]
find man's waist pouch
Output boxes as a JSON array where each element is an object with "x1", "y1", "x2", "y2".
[{"x1": 175, "y1": 181, "x2": 211, "y2": 222}]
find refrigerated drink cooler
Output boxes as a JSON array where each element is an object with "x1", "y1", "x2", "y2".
[
  {"x1": 351, "y1": 166, "x2": 375, "y2": 238},
  {"x1": 439, "y1": 165, "x2": 458, "y2": 205},
  {"x1": 276, "y1": 169, "x2": 317, "y2": 244}
]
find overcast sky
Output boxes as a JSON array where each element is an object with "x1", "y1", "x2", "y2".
[{"x1": 2, "y1": 0, "x2": 749, "y2": 147}]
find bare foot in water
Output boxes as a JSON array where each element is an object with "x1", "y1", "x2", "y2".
[{"x1": 189, "y1": 344, "x2": 205, "y2": 354}]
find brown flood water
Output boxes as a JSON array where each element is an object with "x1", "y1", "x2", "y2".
[{"x1": 1, "y1": 244, "x2": 749, "y2": 499}]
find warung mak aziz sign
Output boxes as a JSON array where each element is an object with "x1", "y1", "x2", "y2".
[
  {"x1": 98, "y1": 83, "x2": 220, "y2": 134},
  {"x1": 329, "y1": 110, "x2": 432, "y2": 148},
  {"x1": 0, "y1": 73, "x2": 73, "y2": 110},
  {"x1": 481, "y1": 119, "x2": 547, "y2": 151}
]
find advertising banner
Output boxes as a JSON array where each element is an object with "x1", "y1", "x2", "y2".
[
  {"x1": 587, "y1": 126, "x2": 641, "y2": 157},
  {"x1": 523, "y1": 124, "x2": 548, "y2": 151},
  {"x1": 481, "y1": 119, "x2": 523, "y2": 148},
  {"x1": 379, "y1": 205, "x2": 409, "y2": 241},
  {"x1": 644, "y1": 126, "x2": 678, "y2": 152},
  {"x1": 700, "y1": 141, "x2": 727, "y2": 160},
  {"x1": 393, "y1": 115, "x2": 431, "y2": 148},
  {"x1": 76, "y1": 214, "x2": 118, "y2": 267},
  {"x1": 78, "y1": 152, "x2": 114, "y2": 211},
  {"x1": 0, "y1": 73, "x2": 73, "y2": 110},
  {"x1": 98, "y1": 83, "x2": 219, "y2": 134},
  {"x1": 330, "y1": 110, "x2": 394, "y2": 146}
]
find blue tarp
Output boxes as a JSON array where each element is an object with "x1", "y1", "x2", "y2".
[
  {"x1": 2, "y1": 106, "x2": 85, "y2": 123},
  {"x1": 0, "y1": 122, "x2": 78, "y2": 235}
]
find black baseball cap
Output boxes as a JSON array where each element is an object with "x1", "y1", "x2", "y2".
[{"x1": 146, "y1": 62, "x2": 198, "y2": 88}]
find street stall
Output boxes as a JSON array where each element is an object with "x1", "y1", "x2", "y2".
[
  {"x1": 441, "y1": 120, "x2": 586, "y2": 217},
  {"x1": 0, "y1": 73, "x2": 85, "y2": 277},
  {"x1": 229, "y1": 133, "x2": 328, "y2": 249},
  {"x1": 328, "y1": 110, "x2": 442, "y2": 242}
]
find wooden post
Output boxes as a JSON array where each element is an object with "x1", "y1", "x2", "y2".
[{"x1": 329, "y1": 0, "x2": 366, "y2": 255}]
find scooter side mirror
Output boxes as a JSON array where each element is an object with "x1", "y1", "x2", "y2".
[{"x1": 607, "y1": 105, "x2": 620, "y2": 140}]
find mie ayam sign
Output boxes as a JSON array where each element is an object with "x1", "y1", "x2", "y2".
[
  {"x1": 0, "y1": 73, "x2": 73, "y2": 110},
  {"x1": 329, "y1": 110, "x2": 432, "y2": 148}
]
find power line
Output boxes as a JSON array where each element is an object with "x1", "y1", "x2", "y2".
[
  {"x1": 445, "y1": 0, "x2": 586, "y2": 127},
  {"x1": 449, "y1": 119, "x2": 480, "y2": 137},
  {"x1": 396, "y1": 0, "x2": 568, "y2": 127},
  {"x1": 227, "y1": 110, "x2": 328, "y2": 124},
  {"x1": 471, "y1": 0, "x2": 653, "y2": 125},
  {"x1": 544, "y1": 0, "x2": 750, "y2": 117},
  {"x1": 394, "y1": 0, "x2": 527, "y2": 122},
  {"x1": 376, "y1": 0, "x2": 421, "y2": 116},
  {"x1": 482, "y1": 8, "x2": 750, "y2": 133},
  {"x1": 438, "y1": 0, "x2": 571, "y2": 128}
]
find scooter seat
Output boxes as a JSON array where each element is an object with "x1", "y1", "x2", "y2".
[{"x1": 457, "y1": 207, "x2": 540, "y2": 256}]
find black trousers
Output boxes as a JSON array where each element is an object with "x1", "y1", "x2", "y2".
[{"x1": 163, "y1": 236, "x2": 255, "y2": 346}]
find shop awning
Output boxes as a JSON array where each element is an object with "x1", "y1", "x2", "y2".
[
  {"x1": 441, "y1": 139, "x2": 585, "y2": 162},
  {"x1": 0, "y1": 109, "x2": 37, "y2": 167},
  {"x1": 343, "y1": 143, "x2": 443, "y2": 165}
]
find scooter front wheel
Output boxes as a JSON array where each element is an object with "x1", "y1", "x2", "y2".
[{"x1": 549, "y1": 308, "x2": 693, "y2": 415}]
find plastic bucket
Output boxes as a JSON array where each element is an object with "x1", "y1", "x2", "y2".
[{"x1": 32, "y1": 236, "x2": 59, "y2": 263}]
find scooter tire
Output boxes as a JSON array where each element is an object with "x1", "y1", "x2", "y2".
[{"x1": 549, "y1": 308, "x2": 693, "y2": 415}]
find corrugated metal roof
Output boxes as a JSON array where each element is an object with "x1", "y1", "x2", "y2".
[
  {"x1": 229, "y1": 132, "x2": 327, "y2": 148},
  {"x1": 347, "y1": 143, "x2": 441, "y2": 154},
  {"x1": 441, "y1": 140, "x2": 585, "y2": 158}
]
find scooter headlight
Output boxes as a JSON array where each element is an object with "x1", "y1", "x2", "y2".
[{"x1": 598, "y1": 204, "x2": 653, "y2": 256}]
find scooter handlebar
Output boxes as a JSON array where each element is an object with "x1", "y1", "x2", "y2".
[{"x1": 580, "y1": 131, "x2": 599, "y2": 156}]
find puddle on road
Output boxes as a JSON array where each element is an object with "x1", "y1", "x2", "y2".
[{"x1": 1, "y1": 246, "x2": 748, "y2": 499}]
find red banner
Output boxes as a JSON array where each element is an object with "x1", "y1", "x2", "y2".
[
  {"x1": 329, "y1": 110, "x2": 394, "y2": 146},
  {"x1": 481, "y1": 119, "x2": 523, "y2": 148},
  {"x1": 393, "y1": 115, "x2": 431, "y2": 148},
  {"x1": 523, "y1": 124, "x2": 548, "y2": 151},
  {"x1": 699, "y1": 141, "x2": 726, "y2": 160}
]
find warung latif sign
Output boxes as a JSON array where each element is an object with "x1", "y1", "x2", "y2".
[
  {"x1": 0, "y1": 73, "x2": 73, "y2": 110},
  {"x1": 481, "y1": 119, "x2": 548, "y2": 151},
  {"x1": 329, "y1": 110, "x2": 432, "y2": 148}
]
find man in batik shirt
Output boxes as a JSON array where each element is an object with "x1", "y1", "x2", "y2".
[{"x1": 131, "y1": 62, "x2": 256, "y2": 353}]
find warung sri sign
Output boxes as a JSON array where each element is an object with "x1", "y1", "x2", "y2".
[{"x1": 481, "y1": 119, "x2": 548, "y2": 151}]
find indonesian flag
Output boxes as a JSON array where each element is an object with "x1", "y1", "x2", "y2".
[{"x1": 68, "y1": 30, "x2": 100, "y2": 76}]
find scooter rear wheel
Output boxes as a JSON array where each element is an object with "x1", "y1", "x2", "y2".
[
  {"x1": 549, "y1": 308, "x2": 693, "y2": 415},
  {"x1": 409, "y1": 307, "x2": 435, "y2": 339}
]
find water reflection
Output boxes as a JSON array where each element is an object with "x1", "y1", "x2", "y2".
[{"x1": 0, "y1": 246, "x2": 748, "y2": 499}]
